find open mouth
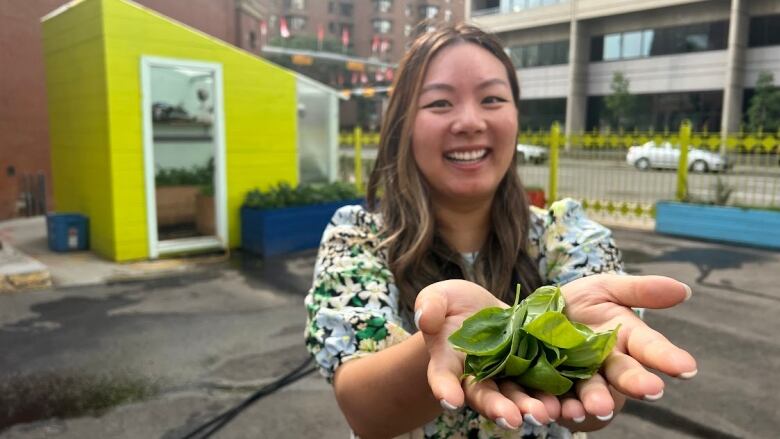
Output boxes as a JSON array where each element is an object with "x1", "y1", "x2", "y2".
[{"x1": 444, "y1": 148, "x2": 489, "y2": 164}]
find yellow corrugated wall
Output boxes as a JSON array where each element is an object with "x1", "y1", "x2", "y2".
[
  {"x1": 44, "y1": 0, "x2": 299, "y2": 261},
  {"x1": 42, "y1": 0, "x2": 117, "y2": 259}
]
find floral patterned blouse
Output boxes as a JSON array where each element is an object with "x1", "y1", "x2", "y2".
[{"x1": 304, "y1": 199, "x2": 624, "y2": 439}]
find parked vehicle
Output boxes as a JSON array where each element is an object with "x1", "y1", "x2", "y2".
[
  {"x1": 516, "y1": 144, "x2": 548, "y2": 164},
  {"x1": 626, "y1": 141, "x2": 733, "y2": 173}
]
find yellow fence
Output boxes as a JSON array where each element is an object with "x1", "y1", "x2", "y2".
[{"x1": 339, "y1": 123, "x2": 780, "y2": 222}]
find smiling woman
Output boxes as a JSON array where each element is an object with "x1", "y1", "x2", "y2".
[{"x1": 304, "y1": 23, "x2": 697, "y2": 439}]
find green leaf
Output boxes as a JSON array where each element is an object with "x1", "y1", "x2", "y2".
[
  {"x1": 516, "y1": 348, "x2": 574, "y2": 395},
  {"x1": 562, "y1": 325, "x2": 620, "y2": 367},
  {"x1": 524, "y1": 286, "x2": 565, "y2": 323},
  {"x1": 523, "y1": 311, "x2": 587, "y2": 349},
  {"x1": 449, "y1": 307, "x2": 514, "y2": 356},
  {"x1": 504, "y1": 355, "x2": 533, "y2": 376},
  {"x1": 559, "y1": 366, "x2": 600, "y2": 380}
]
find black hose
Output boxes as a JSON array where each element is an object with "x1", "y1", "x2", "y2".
[{"x1": 180, "y1": 357, "x2": 316, "y2": 439}]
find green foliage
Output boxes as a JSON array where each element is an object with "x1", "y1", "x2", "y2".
[
  {"x1": 604, "y1": 71, "x2": 637, "y2": 130},
  {"x1": 449, "y1": 285, "x2": 619, "y2": 395},
  {"x1": 747, "y1": 71, "x2": 780, "y2": 132},
  {"x1": 155, "y1": 158, "x2": 214, "y2": 188},
  {"x1": 243, "y1": 181, "x2": 360, "y2": 209}
]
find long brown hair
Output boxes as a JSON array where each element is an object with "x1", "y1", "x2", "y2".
[{"x1": 366, "y1": 23, "x2": 542, "y2": 313}]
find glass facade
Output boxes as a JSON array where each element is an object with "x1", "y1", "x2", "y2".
[
  {"x1": 591, "y1": 21, "x2": 728, "y2": 61},
  {"x1": 509, "y1": 40, "x2": 569, "y2": 68},
  {"x1": 586, "y1": 91, "x2": 723, "y2": 131},
  {"x1": 749, "y1": 15, "x2": 780, "y2": 48},
  {"x1": 519, "y1": 98, "x2": 567, "y2": 131}
]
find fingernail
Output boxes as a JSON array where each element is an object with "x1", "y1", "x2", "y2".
[
  {"x1": 678, "y1": 368, "x2": 698, "y2": 380},
  {"x1": 644, "y1": 389, "x2": 664, "y2": 401},
  {"x1": 440, "y1": 399, "x2": 459, "y2": 411},
  {"x1": 495, "y1": 417, "x2": 517, "y2": 430},
  {"x1": 523, "y1": 414, "x2": 542, "y2": 427},
  {"x1": 414, "y1": 309, "x2": 422, "y2": 330},
  {"x1": 572, "y1": 415, "x2": 586, "y2": 423},
  {"x1": 596, "y1": 411, "x2": 613, "y2": 422},
  {"x1": 683, "y1": 284, "x2": 692, "y2": 301}
]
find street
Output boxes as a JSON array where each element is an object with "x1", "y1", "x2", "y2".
[{"x1": 1, "y1": 228, "x2": 779, "y2": 438}]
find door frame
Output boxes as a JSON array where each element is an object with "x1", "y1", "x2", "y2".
[{"x1": 140, "y1": 56, "x2": 228, "y2": 259}]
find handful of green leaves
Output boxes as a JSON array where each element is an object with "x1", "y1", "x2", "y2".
[{"x1": 448, "y1": 285, "x2": 619, "y2": 395}]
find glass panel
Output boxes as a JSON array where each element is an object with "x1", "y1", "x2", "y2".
[
  {"x1": 150, "y1": 65, "x2": 216, "y2": 240},
  {"x1": 622, "y1": 31, "x2": 642, "y2": 58},
  {"x1": 298, "y1": 81, "x2": 333, "y2": 183},
  {"x1": 603, "y1": 33, "x2": 621, "y2": 61},
  {"x1": 512, "y1": 0, "x2": 527, "y2": 11},
  {"x1": 524, "y1": 44, "x2": 539, "y2": 67},
  {"x1": 641, "y1": 30, "x2": 654, "y2": 57}
]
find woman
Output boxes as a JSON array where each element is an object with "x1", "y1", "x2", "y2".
[{"x1": 305, "y1": 23, "x2": 697, "y2": 438}]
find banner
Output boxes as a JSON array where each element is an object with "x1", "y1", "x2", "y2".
[{"x1": 280, "y1": 17, "x2": 290, "y2": 38}]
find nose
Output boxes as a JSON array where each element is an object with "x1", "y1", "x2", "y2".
[{"x1": 451, "y1": 102, "x2": 486, "y2": 135}]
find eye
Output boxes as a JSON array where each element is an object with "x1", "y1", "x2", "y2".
[
  {"x1": 421, "y1": 99, "x2": 451, "y2": 109},
  {"x1": 483, "y1": 96, "x2": 509, "y2": 105}
]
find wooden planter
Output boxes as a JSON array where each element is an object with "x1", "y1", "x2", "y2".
[
  {"x1": 195, "y1": 194, "x2": 215, "y2": 236},
  {"x1": 655, "y1": 201, "x2": 780, "y2": 250},
  {"x1": 155, "y1": 186, "x2": 198, "y2": 226},
  {"x1": 241, "y1": 198, "x2": 364, "y2": 257}
]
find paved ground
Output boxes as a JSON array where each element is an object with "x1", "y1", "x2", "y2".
[{"x1": 0, "y1": 227, "x2": 778, "y2": 438}]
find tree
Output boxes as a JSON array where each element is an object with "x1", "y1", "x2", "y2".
[
  {"x1": 747, "y1": 71, "x2": 780, "y2": 132},
  {"x1": 604, "y1": 71, "x2": 637, "y2": 130}
]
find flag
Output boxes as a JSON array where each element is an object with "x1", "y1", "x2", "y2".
[
  {"x1": 380, "y1": 38, "x2": 389, "y2": 54},
  {"x1": 375, "y1": 69, "x2": 384, "y2": 82},
  {"x1": 371, "y1": 35, "x2": 380, "y2": 54},
  {"x1": 341, "y1": 26, "x2": 350, "y2": 49},
  {"x1": 260, "y1": 20, "x2": 267, "y2": 37},
  {"x1": 385, "y1": 67, "x2": 394, "y2": 82},
  {"x1": 280, "y1": 17, "x2": 290, "y2": 38},
  {"x1": 360, "y1": 72, "x2": 368, "y2": 84},
  {"x1": 351, "y1": 72, "x2": 358, "y2": 84},
  {"x1": 317, "y1": 24, "x2": 324, "y2": 50}
]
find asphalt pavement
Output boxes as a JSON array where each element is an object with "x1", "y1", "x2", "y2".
[{"x1": 0, "y1": 227, "x2": 778, "y2": 438}]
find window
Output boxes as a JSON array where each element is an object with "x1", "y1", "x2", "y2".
[
  {"x1": 509, "y1": 40, "x2": 569, "y2": 68},
  {"x1": 622, "y1": 31, "x2": 642, "y2": 59},
  {"x1": 405, "y1": 5, "x2": 412, "y2": 17},
  {"x1": 284, "y1": 0, "x2": 305, "y2": 9},
  {"x1": 374, "y1": 0, "x2": 392, "y2": 13},
  {"x1": 444, "y1": 9, "x2": 452, "y2": 22},
  {"x1": 641, "y1": 30, "x2": 654, "y2": 57},
  {"x1": 373, "y1": 19, "x2": 392, "y2": 34},
  {"x1": 420, "y1": 5, "x2": 439, "y2": 19},
  {"x1": 288, "y1": 16, "x2": 306, "y2": 31},
  {"x1": 340, "y1": 2, "x2": 353, "y2": 17},
  {"x1": 749, "y1": 15, "x2": 780, "y2": 47},
  {"x1": 328, "y1": 2, "x2": 335, "y2": 14},
  {"x1": 404, "y1": 24, "x2": 413, "y2": 37},
  {"x1": 248, "y1": 31, "x2": 256, "y2": 48},
  {"x1": 603, "y1": 34, "x2": 621, "y2": 60}
]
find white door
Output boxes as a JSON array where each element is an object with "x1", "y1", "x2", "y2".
[{"x1": 140, "y1": 57, "x2": 227, "y2": 258}]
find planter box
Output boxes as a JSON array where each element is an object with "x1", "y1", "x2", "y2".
[
  {"x1": 156, "y1": 186, "x2": 198, "y2": 227},
  {"x1": 241, "y1": 198, "x2": 364, "y2": 257},
  {"x1": 655, "y1": 201, "x2": 780, "y2": 250},
  {"x1": 195, "y1": 194, "x2": 215, "y2": 236}
]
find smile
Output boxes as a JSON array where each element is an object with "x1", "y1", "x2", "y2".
[{"x1": 444, "y1": 148, "x2": 489, "y2": 163}]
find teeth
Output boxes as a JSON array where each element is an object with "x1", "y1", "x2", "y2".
[{"x1": 445, "y1": 149, "x2": 487, "y2": 162}]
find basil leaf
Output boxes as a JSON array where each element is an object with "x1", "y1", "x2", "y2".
[
  {"x1": 562, "y1": 325, "x2": 620, "y2": 367},
  {"x1": 524, "y1": 285, "x2": 565, "y2": 323},
  {"x1": 504, "y1": 355, "x2": 533, "y2": 376},
  {"x1": 516, "y1": 344, "x2": 574, "y2": 395},
  {"x1": 559, "y1": 365, "x2": 600, "y2": 380},
  {"x1": 449, "y1": 307, "x2": 514, "y2": 356},
  {"x1": 523, "y1": 311, "x2": 587, "y2": 349}
]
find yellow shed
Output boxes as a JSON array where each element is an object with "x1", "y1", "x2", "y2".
[{"x1": 42, "y1": 0, "x2": 342, "y2": 261}]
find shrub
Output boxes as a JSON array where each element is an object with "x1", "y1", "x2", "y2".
[{"x1": 243, "y1": 182, "x2": 360, "y2": 209}]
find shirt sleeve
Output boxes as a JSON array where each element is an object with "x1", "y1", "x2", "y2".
[
  {"x1": 532, "y1": 198, "x2": 624, "y2": 285},
  {"x1": 304, "y1": 205, "x2": 410, "y2": 382}
]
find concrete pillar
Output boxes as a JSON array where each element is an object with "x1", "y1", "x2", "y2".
[
  {"x1": 565, "y1": 16, "x2": 588, "y2": 138},
  {"x1": 721, "y1": 0, "x2": 748, "y2": 141}
]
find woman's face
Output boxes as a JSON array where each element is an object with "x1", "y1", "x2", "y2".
[{"x1": 411, "y1": 42, "x2": 517, "y2": 206}]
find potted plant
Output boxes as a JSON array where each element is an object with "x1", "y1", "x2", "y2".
[
  {"x1": 240, "y1": 182, "x2": 362, "y2": 257},
  {"x1": 655, "y1": 178, "x2": 780, "y2": 250}
]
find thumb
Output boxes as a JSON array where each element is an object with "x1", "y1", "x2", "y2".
[{"x1": 414, "y1": 281, "x2": 449, "y2": 334}]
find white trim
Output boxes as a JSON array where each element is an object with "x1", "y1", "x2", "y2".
[
  {"x1": 140, "y1": 56, "x2": 228, "y2": 259},
  {"x1": 157, "y1": 236, "x2": 223, "y2": 255}
]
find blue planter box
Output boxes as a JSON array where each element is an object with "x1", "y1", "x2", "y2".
[
  {"x1": 46, "y1": 213, "x2": 89, "y2": 252},
  {"x1": 656, "y1": 201, "x2": 780, "y2": 250},
  {"x1": 241, "y1": 199, "x2": 364, "y2": 257}
]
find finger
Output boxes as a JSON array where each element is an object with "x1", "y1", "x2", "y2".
[
  {"x1": 498, "y1": 380, "x2": 553, "y2": 426},
  {"x1": 601, "y1": 274, "x2": 692, "y2": 310},
  {"x1": 560, "y1": 395, "x2": 586, "y2": 424},
  {"x1": 602, "y1": 350, "x2": 666, "y2": 402},
  {"x1": 465, "y1": 377, "x2": 522, "y2": 430},
  {"x1": 414, "y1": 282, "x2": 448, "y2": 334},
  {"x1": 625, "y1": 325, "x2": 698, "y2": 379},
  {"x1": 531, "y1": 391, "x2": 561, "y2": 422},
  {"x1": 427, "y1": 351, "x2": 465, "y2": 410},
  {"x1": 575, "y1": 373, "x2": 615, "y2": 420}
]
